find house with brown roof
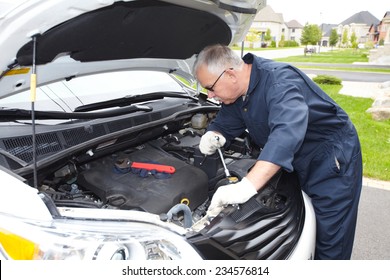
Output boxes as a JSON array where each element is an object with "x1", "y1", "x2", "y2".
[
  {"x1": 369, "y1": 11, "x2": 390, "y2": 64},
  {"x1": 368, "y1": 11, "x2": 390, "y2": 45}
]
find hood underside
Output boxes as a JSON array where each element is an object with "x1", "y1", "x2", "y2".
[{"x1": 16, "y1": 0, "x2": 232, "y2": 66}]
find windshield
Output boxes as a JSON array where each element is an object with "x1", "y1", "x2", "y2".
[{"x1": 0, "y1": 71, "x2": 185, "y2": 113}]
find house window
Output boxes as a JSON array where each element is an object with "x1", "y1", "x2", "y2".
[
  {"x1": 292, "y1": 28, "x2": 296, "y2": 33},
  {"x1": 282, "y1": 28, "x2": 285, "y2": 32}
]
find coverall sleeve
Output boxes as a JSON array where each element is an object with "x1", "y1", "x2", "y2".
[{"x1": 259, "y1": 81, "x2": 308, "y2": 172}]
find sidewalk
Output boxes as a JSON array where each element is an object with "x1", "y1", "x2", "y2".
[{"x1": 339, "y1": 81, "x2": 382, "y2": 99}]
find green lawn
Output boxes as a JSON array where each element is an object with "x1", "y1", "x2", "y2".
[
  {"x1": 274, "y1": 48, "x2": 370, "y2": 64},
  {"x1": 319, "y1": 84, "x2": 390, "y2": 181}
]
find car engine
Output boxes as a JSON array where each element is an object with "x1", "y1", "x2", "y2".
[
  {"x1": 38, "y1": 113, "x2": 258, "y2": 227},
  {"x1": 76, "y1": 141, "x2": 210, "y2": 214}
]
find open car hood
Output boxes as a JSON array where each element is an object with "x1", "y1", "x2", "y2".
[{"x1": 0, "y1": 0, "x2": 266, "y2": 99}]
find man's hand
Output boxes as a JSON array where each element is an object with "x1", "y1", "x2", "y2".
[
  {"x1": 208, "y1": 177, "x2": 258, "y2": 211},
  {"x1": 199, "y1": 131, "x2": 226, "y2": 155}
]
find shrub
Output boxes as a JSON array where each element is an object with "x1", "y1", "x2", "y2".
[
  {"x1": 285, "y1": 40, "x2": 299, "y2": 47},
  {"x1": 279, "y1": 40, "x2": 299, "y2": 47},
  {"x1": 313, "y1": 75, "x2": 342, "y2": 85}
]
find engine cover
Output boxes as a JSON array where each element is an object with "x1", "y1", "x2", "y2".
[{"x1": 77, "y1": 144, "x2": 209, "y2": 214}]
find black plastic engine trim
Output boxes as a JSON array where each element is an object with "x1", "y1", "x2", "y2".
[{"x1": 187, "y1": 170, "x2": 305, "y2": 260}]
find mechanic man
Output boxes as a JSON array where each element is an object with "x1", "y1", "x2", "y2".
[{"x1": 194, "y1": 44, "x2": 362, "y2": 260}]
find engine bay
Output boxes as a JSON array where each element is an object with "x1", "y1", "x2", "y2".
[
  {"x1": 1, "y1": 108, "x2": 306, "y2": 259},
  {"x1": 36, "y1": 112, "x2": 261, "y2": 228}
]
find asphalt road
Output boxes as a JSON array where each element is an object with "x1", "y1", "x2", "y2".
[{"x1": 352, "y1": 185, "x2": 390, "y2": 259}]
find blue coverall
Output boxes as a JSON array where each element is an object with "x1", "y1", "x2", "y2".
[{"x1": 208, "y1": 53, "x2": 363, "y2": 259}]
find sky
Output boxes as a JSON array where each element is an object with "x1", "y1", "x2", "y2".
[{"x1": 266, "y1": 0, "x2": 386, "y2": 25}]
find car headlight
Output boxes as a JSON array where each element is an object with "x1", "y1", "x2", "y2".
[{"x1": 0, "y1": 213, "x2": 201, "y2": 260}]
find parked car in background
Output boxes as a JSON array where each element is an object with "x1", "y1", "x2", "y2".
[{"x1": 0, "y1": 0, "x2": 316, "y2": 260}]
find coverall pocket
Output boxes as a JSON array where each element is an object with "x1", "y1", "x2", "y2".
[
  {"x1": 295, "y1": 142, "x2": 343, "y2": 195},
  {"x1": 329, "y1": 143, "x2": 346, "y2": 175}
]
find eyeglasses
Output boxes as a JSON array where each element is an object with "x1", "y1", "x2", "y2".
[{"x1": 203, "y1": 67, "x2": 233, "y2": 92}]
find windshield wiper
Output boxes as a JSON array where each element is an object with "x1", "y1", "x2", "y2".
[
  {"x1": 0, "y1": 104, "x2": 152, "y2": 121},
  {"x1": 74, "y1": 92, "x2": 197, "y2": 112}
]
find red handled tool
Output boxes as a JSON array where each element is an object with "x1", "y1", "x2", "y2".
[
  {"x1": 130, "y1": 162, "x2": 176, "y2": 174},
  {"x1": 115, "y1": 158, "x2": 176, "y2": 174}
]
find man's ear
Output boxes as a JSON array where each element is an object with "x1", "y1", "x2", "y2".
[{"x1": 227, "y1": 68, "x2": 237, "y2": 83}]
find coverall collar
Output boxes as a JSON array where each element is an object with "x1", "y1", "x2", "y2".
[{"x1": 242, "y1": 53, "x2": 261, "y2": 100}]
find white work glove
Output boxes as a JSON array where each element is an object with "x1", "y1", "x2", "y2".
[
  {"x1": 208, "y1": 177, "x2": 257, "y2": 211},
  {"x1": 199, "y1": 131, "x2": 226, "y2": 155}
]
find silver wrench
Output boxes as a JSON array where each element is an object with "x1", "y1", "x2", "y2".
[
  {"x1": 215, "y1": 136, "x2": 231, "y2": 177},
  {"x1": 217, "y1": 147, "x2": 231, "y2": 177}
]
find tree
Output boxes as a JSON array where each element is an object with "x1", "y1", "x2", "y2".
[
  {"x1": 329, "y1": 29, "x2": 339, "y2": 50},
  {"x1": 350, "y1": 31, "x2": 358, "y2": 49},
  {"x1": 246, "y1": 28, "x2": 260, "y2": 43},
  {"x1": 342, "y1": 29, "x2": 348, "y2": 47},
  {"x1": 300, "y1": 23, "x2": 322, "y2": 46},
  {"x1": 264, "y1": 28, "x2": 272, "y2": 43},
  {"x1": 279, "y1": 33, "x2": 286, "y2": 47}
]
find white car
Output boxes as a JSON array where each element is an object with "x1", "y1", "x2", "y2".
[{"x1": 0, "y1": 0, "x2": 316, "y2": 260}]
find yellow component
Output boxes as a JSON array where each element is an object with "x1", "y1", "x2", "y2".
[
  {"x1": 180, "y1": 198, "x2": 190, "y2": 206},
  {"x1": 4, "y1": 68, "x2": 30, "y2": 76},
  {"x1": 30, "y1": 73, "x2": 37, "y2": 102},
  {"x1": 228, "y1": 176, "x2": 239, "y2": 184},
  {"x1": 0, "y1": 228, "x2": 38, "y2": 260}
]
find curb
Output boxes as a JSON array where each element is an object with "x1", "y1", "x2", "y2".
[{"x1": 363, "y1": 177, "x2": 390, "y2": 191}]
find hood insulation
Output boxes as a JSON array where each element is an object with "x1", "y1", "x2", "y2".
[{"x1": 16, "y1": 0, "x2": 231, "y2": 66}]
